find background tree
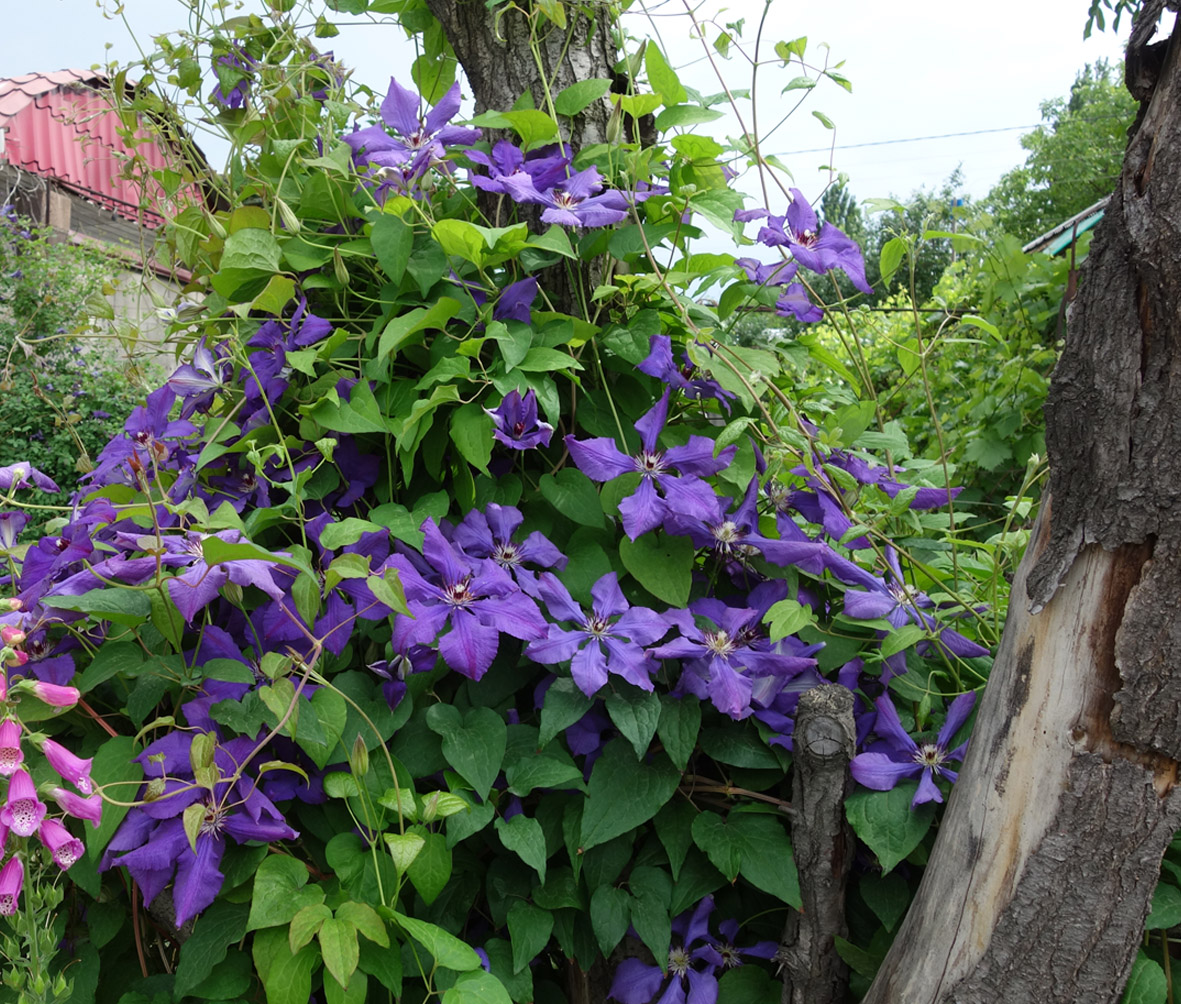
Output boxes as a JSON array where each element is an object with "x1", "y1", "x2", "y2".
[{"x1": 983, "y1": 59, "x2": 1137, "y2": 241}]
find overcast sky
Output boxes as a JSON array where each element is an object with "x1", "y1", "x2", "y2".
[{"x1": 3, "y1": 0, "x2": 1134, "y2": 205}]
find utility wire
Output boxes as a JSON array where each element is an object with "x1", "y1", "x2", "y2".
[{"x1": 780, "y1": 110, "x2": 1134, "y2": 156}]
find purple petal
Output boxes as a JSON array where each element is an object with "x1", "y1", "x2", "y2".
[
  {"x1": 937, "y1": 691, "x2": 977, "y2": 748},
  {"x1": 850, "y1": 752, "x2": 920, "y2": 791},
  {"x1": 439, "y1": 608, "x2": 500, "y2": 679},
  {"x1": 634, "y1": 390, "x2": 670, "y2": 455},
  {"x1": 565, "y1": 436, "x2": 634, "y2": 482},
  {"x1": 871, "y1": 694, "x2": 918, "y2": 753},
  {"x1": 380, "y1": 77, "x2": 423, "y2": 137}
]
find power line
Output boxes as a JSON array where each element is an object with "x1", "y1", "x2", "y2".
[
  {"x1": 781, "y1": 125, "x2": 1039, "y2": 156},
  {"x1": 780, "y1": 109, "x2": 1135, "y2": 157}
]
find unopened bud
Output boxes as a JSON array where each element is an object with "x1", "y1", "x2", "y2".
[
  {"x1": 348, "y1": 733, "x2": 369, "y2": 778},
  {"x1": 0, "y1": 627, "x2": 24, "y2": 647},
  {"x1": 276, "y1": 198, "x2": 302, "y2": 234},
  {"x1": 333, "y1": 248, "x2": 349, "y2": 286},
  {"x1": 206, "y1": 212, "x2": 227, "y2": 239}
]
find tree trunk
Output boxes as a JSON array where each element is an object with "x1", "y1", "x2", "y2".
[
  {"x1": 779, "y1": 685, "x2": 855, "y2": 1004},
  {"x1": 423, "y1": 0, "x2": 617, "y2": 150},
  {"x1": 863, "y1": 5, "x2": 1181, "y2": 1001}
]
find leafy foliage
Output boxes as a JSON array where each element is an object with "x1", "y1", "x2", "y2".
[{"x1": 0, "y1": 3, "x2": 1036, "y2": 1003}]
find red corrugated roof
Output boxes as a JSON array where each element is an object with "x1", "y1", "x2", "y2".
[{"x1": 0, "y1": 69, "x2": 200, "y2": 227}]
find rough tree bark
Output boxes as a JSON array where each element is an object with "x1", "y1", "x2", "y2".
[
  {"x1": 423, "y1": 0, "x2": 618, "y2": 151},
  {"x1": 863, "y1": 4, "x2": 1181, "y2": 1001}
]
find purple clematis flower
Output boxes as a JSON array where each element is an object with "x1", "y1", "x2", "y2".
[
  {"x1": 0, "y1": 512, "x2": 27, "y2": 551},
  {"x1": 343, "y1": 78, "x2": 480, "y2": 180},
  {"x1": 499, "y1": 165, "x2": 635, "y2": 228},
  {"x1": 450, "y1": 503, "x2": 566, "y2": 596},
  {"x1": 526, "y1": 572, "x2": 669, "y2": 696},
  {"x1": 486, "y1": 389, "x2": 553, "y2": 451},
  {"x1": 637, "y1": 335, "x2": 735, "y2": 411},
  {"x1": 0, "y1": 462, "x2": 60, "y2": 495},
  {"x1": 842, "y1": 546, "x2": 990, "y2": 663},
  {"x1": 776, "y1": 283, "x2": 824, "y2": 323},
  {"x1": 167, "y1": 338, "x2": 232, "y2": 418},
  {"x1": 243, "y1": 298, "x2": 333, "y2": 411},
  {"x1": 467, "y1": 140, "x2": 571, "y2": 195},
  {"x1": 653, "y1": 599, "x2": 817, "y2": 720},
  {"x1": 102, "y1": 733, "x2": 299, "y2": 927},
  {"x1": 388, "y1": 521, "x2": 548, "y2": 680},
  {"x1": 608, "y1": 895, "x2": 720, "y2": 1004},
  {"x1": 565, "y1": 389, "x2": 735, "y2": 539},
  {"x1": 145, "y1": 529, "x2": 287, "y2": 624},
  {"x1": 665, "y1": 477, "x2": 832, "y2": 571},
  {"x1": 851, "y1": 690, "x2": 976, "y2": 807},
  {"x1": 211, "y1": 46, "x2": 255, "y2": 110},
  {"x1": 739, "y1": 189, "x2": 872, "y2": 294}
]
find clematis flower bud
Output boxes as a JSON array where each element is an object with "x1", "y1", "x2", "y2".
[
  {"x1": 0, "y1": 627, "x2": 24, "y2": 647},
  {"x1": 41, "y1": 738, "x2": 91, "y2": 794},
  {"x1": 1, "y1": 769, "x2": 45, "y2": 837},
  {"x1": 0, "y1": 719, "x2": 22, "y2": 776},
  {"x1": 0, "y1": 854, "x2": 23, "y2": 915},
  {"x1": 38, "y1": 818, "x2": 84, "y2": 870}
]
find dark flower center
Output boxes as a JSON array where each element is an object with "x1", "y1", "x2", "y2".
[
  {"x1": 445, "y1": 577, "x2": 475, "y2": 607},
  {"x1": 493, "y1": 542, "x2": 521, "y2": 567},
  {"x1": 914, "y1": 743, "x2": 946, "y2": 770},
  {"x1": 792, "y1": 227, "x2": 819, "y2": 248},
  {"x1": 705, "y1": 630, "x2": 736, "y2": 658},
  {"x1": 583, "y1": 614, "x2": 611, "y2": 638},
  {"x1": 200, "y1": 800, "x2": 228, "y2": 836},
  {"x1": 553, "y1": 191, "x2": 579, "y2": 209},
  {"x1": 634, "y1": 450, "x2": 667, "y2": 479},
  {"x1": 717, "y1": 943, "x2": 743, "y2": 968},
  {"x1": 711, "y1": 520, "x2": 745, "y2": 552}
]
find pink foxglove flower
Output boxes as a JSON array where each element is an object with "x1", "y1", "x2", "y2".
[
  {"x1": 28, "y1": 682, "x2": 79, "y2": 710},
  {"x1": 0, "y1": 854, "x2": 22, "y2": 915},
  {"x1": 38, "y1": 818, "x2": 84, "y2": 870},
  {"x1": 0, "y1": 719, "x2": 21, "y2": 776},
  {"x1": 1, "y1": 769, "x2": 45, "y2": 837},
  {"x1": 42, "y1": 739, "x2": 92, "y2": 794},
  {"x1": 51, "y1": 787, "x2": 102, "y2": 829}
]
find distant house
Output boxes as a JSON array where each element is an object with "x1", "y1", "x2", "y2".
[
  {"x1": 1022, "y1": 197, "x2": 1110, "y2": 256},
  {"x1": 0, "y1": 69, "x2": 204, "y2": 359},
  {"x1": 0, "y1": 69, "x2": 202, "y2": 244}
]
